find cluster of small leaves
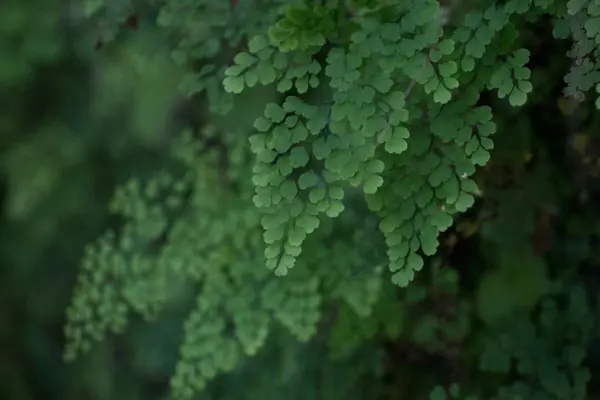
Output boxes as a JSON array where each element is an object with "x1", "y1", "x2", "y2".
[
  {"x1": 555, "y1": 0, "x2": 600, "y2": 106},
  {"x1": 220, "y1": 0, "x2": 555, "y2": 287},
  {"x1": 86, "y1": 0, "x2": 289, "y2": 115},
  {"x1": 268, "y1": 3, "x2": 337, "y2": 52},
  {"x1": 425, "y1": 280, "x2": 594, "y2": 400},
  {"x1": 156, "y1": 0, "x2": 238, "y2": 113},
  {"x1": 65, "y1": 130, "x2": 389, "y2": 399},
  {"x1": 330, "y1": 261, "x2": 472, "y2": 360},
  {"x1": 64, "y1": 162, "x2": 189, "y2": 361},
  {"x1": 224, "y1": 34, "x2": 322, "y2": 94},
  {"x1": 480, "y1": 285, "x2": 593, "y2": 400},
  {"x1": 64, "y1": 0, "x2": 600, "y2": 398}
]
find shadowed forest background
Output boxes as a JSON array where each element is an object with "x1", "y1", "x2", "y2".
[{"x1": 3, "y1": 1, "x2": 600, "y2": 399}]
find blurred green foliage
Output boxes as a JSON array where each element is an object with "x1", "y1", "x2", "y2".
[{"x1": 3, "y1": 1, "x2": 600, "y2": 400}]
